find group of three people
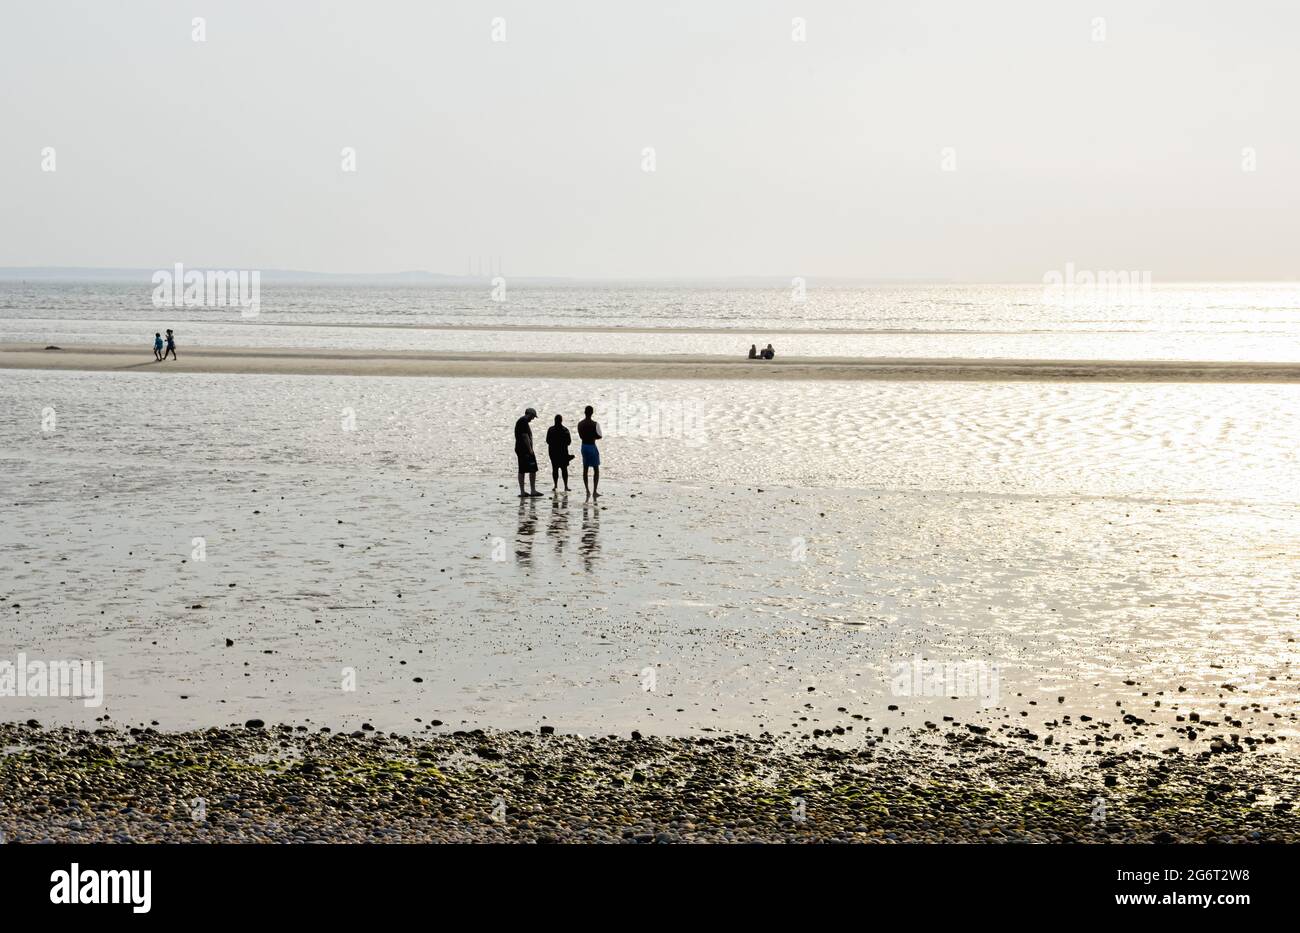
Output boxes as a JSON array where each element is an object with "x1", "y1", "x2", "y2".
[
  {"x1": 515, "y1": 405, "x2": 603, "y2": 498},
  {"x1": 748, "y1": 343, "x2": 775, "y2": 360}
]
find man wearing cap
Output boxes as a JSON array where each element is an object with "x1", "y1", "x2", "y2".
[{"x1": 515, "y1": 407, "x2": 543, "y2": 497}]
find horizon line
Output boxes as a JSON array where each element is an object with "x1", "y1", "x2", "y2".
[{"x1": 0, "y1": 266, "x2": 1297, "y2": 287}]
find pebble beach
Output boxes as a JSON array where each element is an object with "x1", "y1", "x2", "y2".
[{"x1": 3, "y1": 720, "x2": 1298, "y2": 844}]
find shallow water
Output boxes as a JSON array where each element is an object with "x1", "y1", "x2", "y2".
[
  {"x1": 1, "y1": 370, "x2": 1296, "y2": 750},
  {"x1": 6, "y1": 370, "x2": 1298, "y2": 501}
]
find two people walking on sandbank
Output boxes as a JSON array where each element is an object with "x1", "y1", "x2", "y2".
[
  {"x1": 516, "y1": 405, "x2": 602, "y2": 498},
  {"x1": 153, "y1": 329, "x2": 176, "y2": 361}
]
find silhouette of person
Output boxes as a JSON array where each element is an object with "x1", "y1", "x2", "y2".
[
  {"x1": 515, "y1": 407, "x2": 542, "y2": 497},
  {"x1": 577, "y1": 405, "x2": 602, "y2": 498},
  {"x1": 546, "y1": 414, "x2": 573, "y2": 492}
]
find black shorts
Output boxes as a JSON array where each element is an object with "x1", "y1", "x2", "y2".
[{"x1": 516, "y1": 451, "x2": 538, "y2": 473}]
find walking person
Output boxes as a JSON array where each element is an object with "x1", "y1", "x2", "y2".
[
  {"x1": 577, "y1": 405, "x2": 602, "y2": 499},
  {"x1": 515, "y1": 407, "x2": 543, "y2": 497},
  {"x1": 153, "y1": 332, "x2": 164, "y2": 361},
  {"x1": 546, "y1": 414, "x2": 573, "y2": 492},
  {"x1": 163, "y1": 329, "x2": 177, "y2": 361}
]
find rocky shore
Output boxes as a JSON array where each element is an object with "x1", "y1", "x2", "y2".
[{"x1": 2, "y1": 721, "x2": 1297, "y2": 843}]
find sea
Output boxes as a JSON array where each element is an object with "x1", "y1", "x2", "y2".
[
  {"x1": 2, "y1": 279, "x2": 1300, "y2": 361},
  {"x1": 1, "y1": 279, "x2": 1298, "y2": 738}
]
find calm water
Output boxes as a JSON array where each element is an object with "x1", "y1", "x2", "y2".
[
  {"x1": 3, "y1": 280, "x2": 1300, "y2": 360},
  {"x1": 2, "y1": 370, "x2": 1297, "y2": 738},
  {"x1": 2, "y1": 283, "x2": 1299, "y2": 739},
  {"x1": 5, "y1": 371, "x2": 1298, "y2": 503}
]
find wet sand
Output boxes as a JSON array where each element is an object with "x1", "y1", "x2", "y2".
[
  {"x1": 5, "y1": 455, "x2": 1296, "y2": 749},
  {"x1": 4, "y1": 342, "x2": 1300, "y2": 382}
]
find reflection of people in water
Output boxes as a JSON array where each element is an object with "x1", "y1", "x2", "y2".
[
  {"x1": 579, "y1": 500, "x2": 600, "y2": 571},
  {"x1": 515, "y1": 497, "x2": 538, "y2": 566},
  {"x1": 546, "y1": 494, "x2": 570, "y2": 557}
]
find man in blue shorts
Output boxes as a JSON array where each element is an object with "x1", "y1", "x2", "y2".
[{"x1": 577, "y1": 405, "x2": 602, "y2": 499}]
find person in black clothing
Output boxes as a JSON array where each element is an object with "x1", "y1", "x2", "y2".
[
  {"x1": 164, "y1": 329, "x2": 177, "y2": 361},
  {"x1": 545, "y1": 414, "x2": 573, "y2": 492},
  {"x1": 748, "y1": 344, "x2": 758, "y2": 359},
  {"x1": 514, "y1": 407, "x2": 542, "y2": 497}
]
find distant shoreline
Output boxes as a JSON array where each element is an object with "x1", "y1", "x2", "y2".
[
  {"x1": 1, "y1": 316, "x2": 1225, "y2": 338},
  {"x1": 0, "y1": 316, "x2": 1105, "y2": 336},
  {"x1": 0, "y1": 267, "x2": 963, "y2": 286},
  {"x1": 4, "y1": 342, "x2": 1300, "y2": 382},
  {"x1": 2, "y1": 269, "x2": 1296, "y2": 286}
]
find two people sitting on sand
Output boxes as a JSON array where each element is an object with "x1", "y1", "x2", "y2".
[
  {"x1": 748, "y1": 343, "x2": 775, "y2": 360},
  {"x1": 516, "y1": 405, "x2": 602, "y2": 498},
  {"x1": 153, "y1": 329, "x2": 176, "y2": 361}
]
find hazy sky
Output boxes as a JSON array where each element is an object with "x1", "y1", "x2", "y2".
[{"x1": 2, "y1": 1, "x2": 1296, "y2": 280}]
